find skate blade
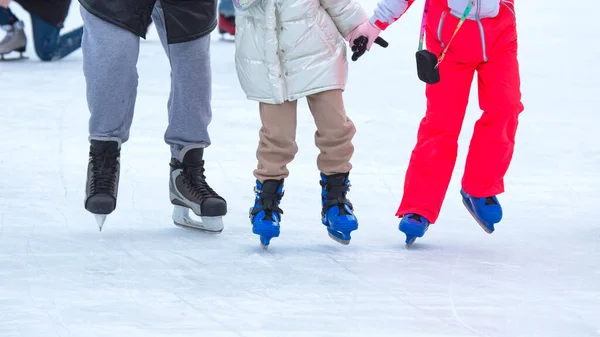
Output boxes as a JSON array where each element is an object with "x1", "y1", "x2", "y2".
[
  {"x1": 0, "y1": 53, "x2": 28, "y2": 61},
  {"x1": 399, "y1": 220, "x2": 428, "y2": 247},
  {"x1": 462, "y1": 199, "x2": 494, "y2": 234},
  {"x1": 172, "y1": 206, "x2": 224, "y2": 233},
  {"x1": 94, "y1": 214, "x2": 107, "y2": 231},
  {"x1": 260, "y1": 236, "x2": 271, "y2": 250},
  {"x1": 404, "y1": 236, "x2": 417, "y2": 247},
  {"x1": 327, "y1": 230, "x2": 350, "y2": 245}
]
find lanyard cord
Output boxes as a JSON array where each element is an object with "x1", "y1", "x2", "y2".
[{"x1": 417, "y1": 0, "x2": 430, "y2": 51}]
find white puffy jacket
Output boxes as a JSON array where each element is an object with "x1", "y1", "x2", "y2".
[{"x1": 234, "y1": 0, "x2": 368, "y2": 104}]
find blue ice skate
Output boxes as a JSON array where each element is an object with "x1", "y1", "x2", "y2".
[
  {"x1": 250, "y1": 179, "x2": 284, "y2": 248},
  {"x1": 460, "y1": 189, "x2": 502, "y2": 233},
  {"x1": 399, "y1": 213, "x2": 430, "y2": 246},
  {"x1": 320, "y1": 173, "x2": 358, "y2": 245}
]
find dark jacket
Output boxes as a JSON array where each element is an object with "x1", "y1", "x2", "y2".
[
  {"x1": 78, "y1": 0, "x2": 217, "y2": 44},
  {"x1": 15, "y1": 0, "x2": 72, "y2": 27}
]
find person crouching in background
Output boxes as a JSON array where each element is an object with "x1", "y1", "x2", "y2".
[{"x1": 0, "y1": 0, "x2": 82, "y2": 61}]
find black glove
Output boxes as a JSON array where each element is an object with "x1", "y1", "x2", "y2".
[{"x1": 351, "y1": 36, "x2": 389, "y2": 61}]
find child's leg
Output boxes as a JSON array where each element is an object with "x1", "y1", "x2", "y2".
[
  {"x1": 254, "y1": 101, "x2": 299, "y2": 182},
  {"x1": 305, "y1": 90, "x2": 355, "y2": 175},
  {"x1": 307, "y1": 89, "x2": 358, "y2": 245},
  {"x1": 462, "y1": 11, "x2": 524, "y2": 198},
  {"x1": 397, "y1": 62, "x2": 477, "y2": 224}
]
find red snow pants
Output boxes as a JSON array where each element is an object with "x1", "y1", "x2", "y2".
[{"x1": 397, "y1": 0, "x2": 524, "y2": 224}]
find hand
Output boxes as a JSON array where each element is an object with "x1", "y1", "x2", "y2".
[
  {"x1": 350, "y1": 36, "x2": 388, "y2": 61},
  {"x1": 345, "y1": 20, "x2": 382, "y2": 49},
  {"x1": 0, "y1": 0, "x2": 11, "y2": 8},
  {"x1": 345, "y1": 20, "x2": 388, "y2": 61}
]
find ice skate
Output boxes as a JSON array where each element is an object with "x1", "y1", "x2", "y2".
[
  {"x1": 249, "y1": 179, "x2": 284, "y2": 249},
  {"x1": 0, "y1": 21, "x2": 28, "y2": 61},
  {"x1": 460, "y1": 189, "x2": 502, "y2": 233},
  {"x1": 84, "y1": 140, "x2": 121, "y2": 231},
  {"x1": 320, "y1": 172, "x2": 358, "y2": 245},
  {"x1": 169, "y1": 148, "x2": 227, "y2": 233},
  {"x1": 218, "y1": 14, "x2": 235, "y2": 41},
  {"x1": 399, "y1": 213, "x2": 430, "y2": 246}
]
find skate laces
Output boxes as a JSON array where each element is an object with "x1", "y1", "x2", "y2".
[
  {"x1": 182, "y1": 161, "x2": 222, "y2": 200},
  {"x1": 90, "y1": 151, "x2": 118, "y2": 195}
]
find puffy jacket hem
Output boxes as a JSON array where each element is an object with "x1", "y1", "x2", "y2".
[
  {"x1": 167, "y1": 19, "x2": 218, "y2": 44},
  {"x1": 245, "y1": 85, "x2": 346, "y2": 104},
  {"x1": 79, "y1": 1, "x2": 146, "y2": 39}
]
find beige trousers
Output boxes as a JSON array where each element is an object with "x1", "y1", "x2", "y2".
[{"x1": 254, "y1": 90, "x2": 356, "y2": 182}]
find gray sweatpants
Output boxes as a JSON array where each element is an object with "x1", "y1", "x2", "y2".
[{"x1": 81, "y1": 2, "x2": 212, "y2": 159}]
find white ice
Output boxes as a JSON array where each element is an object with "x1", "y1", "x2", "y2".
[{"x1": 1, "y1": 1, "x2": 599, "y2": 336}]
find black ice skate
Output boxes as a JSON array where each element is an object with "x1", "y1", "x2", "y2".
[
  {"x1": 84, "y1": 140, "x2": 120, "y2": 230},
  {"x1": 169, "y1": 148, "x2": 227, "y2": 232},
  {"x1": 0, "y1": 21, "x2": 28, "y2": 61}
]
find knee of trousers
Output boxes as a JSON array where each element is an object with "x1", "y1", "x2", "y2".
[
  {"x1": 417, "y1": 117, "x2": 462, "y2": 145},
  {"x1": 314, "y1": 118, "x2": 356, "y2": 143}
]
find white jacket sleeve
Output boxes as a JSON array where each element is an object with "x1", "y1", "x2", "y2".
[
  {"x1": 369, "y1": 0, "x2": 414, "y2": 30},
  {"x1": 320, "y1": 0, "x2": 369, "y2": 38}
]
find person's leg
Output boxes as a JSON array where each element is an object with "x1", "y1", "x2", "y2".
[
  {"x1": 152, "y1": 1, "x2": 213, "y2": 159},
  {"x1": 306, "y1": 89, "x2": 358, "y2": 244},
  {"x1": 250, "y1": 100, "x2": 298, "y2": 247},
  {"x1": 396, "y1": 61, "x2": 476, "y2": 224},
  {"x1": 28, "y1": 14, "x2": 60, "y2": 61},
  {"x1": 81, "y1": 6, "x2": 140, "y2": 145},
  {"x1": 306, "y1": 89, "x2": 355, "y2": 176},
  {"x1": 459, "y1": 4, "x2": 523, "y2": 232},
  {"x1": 81, "y1": 7, "x2": 141, "y2": 223},
  {"x1": 462, "y1": 10, "x2": 523, "y2": 198},
  {"x1": 253, "y1": 100, "x2": 299, "y2": 182},
  {"x1": 30, "y1": 13, "x2": 83, "y2": 61},
  {"x1": 152, "y1": 2, "x2": 227, "y2": 229}
]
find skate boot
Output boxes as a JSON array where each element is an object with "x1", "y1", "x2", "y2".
[
  {"x1": 0, "y1": 21, "x2": 27, "y2": 61},
  {"x1": 399, "y1": 213, "x2": 430, "y2": 246},
  {"x1": 85, "y1": 140, "x2": 121, "y2": 230},
  {"x1": 218, "y1": 14, "x2": 235, "y2": 38},
  {"x1": 250, "y1": 179, "x2": 284, "y2": 249},
  {"x1": 320, "y1": 172, "x2": 358, "y2": 245},
  {"x1": 169, "y1": 148, "x2": 227, "y2": 232},
  {"x1": 460, "y1": 189, "x2": 502, "y2": 233}
]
